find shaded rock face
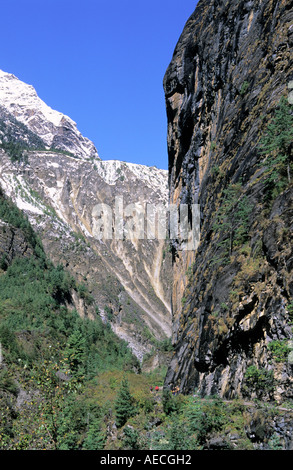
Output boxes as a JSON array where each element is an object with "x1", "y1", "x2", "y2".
[
  {"x1": 0, "y1": 220, "x2": 34, "y2": 267},
  {"x1": 164, "y1": 0, "x2": 293, "y2": 399},
  {"x1": 0, "y1": 72, "x2": 172, "y2": 363}
]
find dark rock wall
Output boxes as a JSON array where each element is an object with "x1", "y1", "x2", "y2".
[
  {"x1": 164, "y1": 0, "x2": 293, "y2": 400},
  {"x1": 0, "y1": 221, "x2": 34, "y2": 267}
]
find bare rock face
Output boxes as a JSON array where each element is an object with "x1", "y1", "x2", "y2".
[
  {"x1": 0, "y1": 71, "x2": 172, "y2": 363},
  {"x1": 164, "y1": 0, "x2": 293, "y2": 400}
]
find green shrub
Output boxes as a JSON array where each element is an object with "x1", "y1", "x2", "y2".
[
  {"x1": 123, "y1": 426, "x2": 140, "y2": 450},
  {"x1": 0, "y1": 369, "x2": 19, "y2": 396},
  {"x1": 0, "y1": 325, "x2": 21, "y2": 362},
  {"x1": 244, "y1": 365, "x2": 275, "y2": 399},
  {"x1": 162, "y1": 388, "x2": 184, "y2": 415},
  {"x1": 268, "y1": 340, "x2": 290, "y2": 363},
  {"x1": 184, "y1": 396, "x2": 228, "y2": 446},
  {"x1": 240, "y1": 81, "x2": 250, "y2": 96}
]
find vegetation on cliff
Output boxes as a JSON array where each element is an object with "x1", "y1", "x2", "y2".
[
  {"x1": 0, "y1": 188, "x2": 292, "y2": 450},
  {"x1": 259, "y1": 96, "x2": 293, "y2": 201},
  {"x1": 0, "y1": 0, "x2": 293, "y2": 451},
  {"x1": 163, "y1": 0, "x2": 293, "y2": 414}
]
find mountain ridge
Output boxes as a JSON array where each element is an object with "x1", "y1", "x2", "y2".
[
  {"x1": 0, "y1": 69, "x2": 172, "y2": 363},
  {"x1": 0, "y1": 69, "x2": 100, "y2": 160}
]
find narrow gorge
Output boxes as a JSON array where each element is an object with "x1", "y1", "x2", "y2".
[{"x1": 0, "y1": 0, "x2": 293, "y2": 451}]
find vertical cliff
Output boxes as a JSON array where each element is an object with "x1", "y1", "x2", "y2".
[{"x1": 164, "y1": 0, "x2": 293, "y2": 400}]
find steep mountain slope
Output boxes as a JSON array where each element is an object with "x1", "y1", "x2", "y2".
[
  {"x1": 164, "y1": 0, "x2": 293, "y2": 400},
  {"x1": 0, "y1": 189, "x2": 144, "y2": 450},
  {"x1": 0, "y1": 70, "x2": 172, "y2": 362}
]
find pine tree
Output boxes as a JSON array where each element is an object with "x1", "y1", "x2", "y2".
[
  {"x1": 114, "y1": 377, "x2": 136, "y2": 428},
  {"x1": 64, "y1": 329, "x2": 86, "y2": 378},
  {"x1": 82, "y1": 419, "x2": 106, "y2": 450}
]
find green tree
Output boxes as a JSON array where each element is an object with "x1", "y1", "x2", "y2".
[
  {"x1": 30, "y1": 351, "x2": 78, "y2": 449},
  {"x1": 82, "y1": 418, "x2": 106, "y2": 450},
  {"x1": 212, "y1": 182, "x2": 252, "y2": 261},
  {"x1": 64, "y1": 329, "x2": 86, "y2": 378},
  {"x1": 168, "y1": 417, "x2": 194, "y2": 450},
  {"x1": 122, "y1": 426, "x2": 140, "y2": 450},
  {"x1": 47, "y1": 264, "x2": 74, "y2": 302},
  {"x1": 114, "y1": 377, "x2": 136, "y2": 428},
  {"x1": 162, "y1": 388, "x2": 182, "y2": 415},
  {"x1": 184, "y1": 396, "x2": 228, "y2": 447},
  {"x1": 259, "y1": 96, "x2": 293, "y2": 199}
]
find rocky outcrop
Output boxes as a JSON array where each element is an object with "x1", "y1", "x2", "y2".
[
  {"x1": 164, "y1": 0, "x2": 293, "y2": 400},
  {"x1": 0, "y1": 220, "x2": 33, "y2": 268},
  {"x1": 0, "y1": 72, "x2": 172, "y2": 362}
]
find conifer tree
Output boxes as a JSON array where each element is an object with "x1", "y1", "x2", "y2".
[
  {"x1": 212, "y1": 182, "x2": 252, "y2": 260},
  {"x1": 114, "y1": 377, "x2": 136, "y2": 428},
  {"x1": 260, "y1": 96, "x2": 293, "y2": 199},
  {"x1": 64, "y1": 329, "x2": 86, "y2": 378},
  {"x1": 82, "y1": 419, "x2": 106, "y2": 450}
]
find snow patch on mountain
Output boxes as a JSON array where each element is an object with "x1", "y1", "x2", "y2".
[
  {"x1": 0, "y1": 69, "x2": 99, "y2": 161},
  {"x1": 94, "y1": 159, "x2": 168, "y2": 201}
]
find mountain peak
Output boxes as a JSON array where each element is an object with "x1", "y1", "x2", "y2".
[{"x1": 0, "y1": 69, "x2": 99, "y2": 160}]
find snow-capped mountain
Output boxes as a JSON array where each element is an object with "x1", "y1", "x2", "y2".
[
  {"x1": 0, "y1": 69, "x2": 99, "y2": 160},
  {"x1": 0, "y1": 69, "x2": 171, "y2": 363}
]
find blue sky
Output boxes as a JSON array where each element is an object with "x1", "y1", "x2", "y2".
[{"x1": 1, "y1": 0, "x2": 198, "y2": 170}]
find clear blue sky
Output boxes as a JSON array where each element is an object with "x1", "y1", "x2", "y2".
[{"x1": 0, "y1": 0, "x2": 198, "y2": 170}]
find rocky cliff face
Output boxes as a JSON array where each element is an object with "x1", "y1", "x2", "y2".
[
  {"x1": 0, "y1": 219, "x2": 33, "y2": 266},
  {"x1": 0, "y1": 70, "x2": 172, "y2": 363},
  {"x1": 164, "y1": 0, "x2": 293, "y2": 400}
]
